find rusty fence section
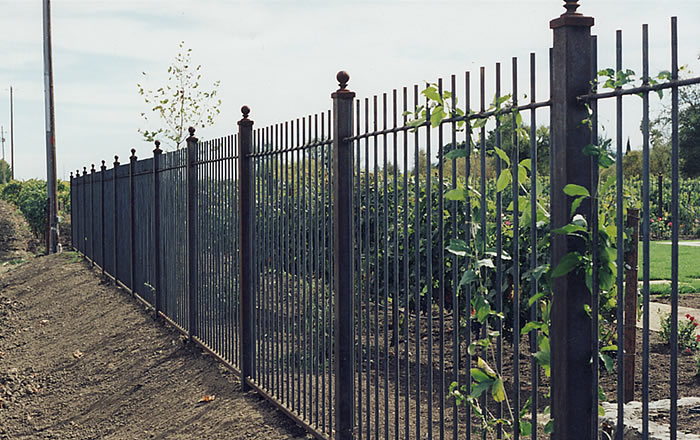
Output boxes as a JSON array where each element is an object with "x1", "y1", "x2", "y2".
[{"x1": 69, "y1": 3, "x2": 700, "y2": 440}]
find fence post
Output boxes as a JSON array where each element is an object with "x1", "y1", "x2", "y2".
[
  {"x1": 75, "y1": 170, "x2": 80, "y2": 253},
  {"x1": 549, "y1": 2, "x2": 594, "y2": 438},
  {"x1": 70, "y1": 172, "x2": 74, "y2": 250},
  {"x1": 153, "y1": 141, "x2": 162, "y2": 318},
  {"x1": 82, "y1": 167, "x2": 88, "y2": 257},
  {"x1": 332, "y1": 71, "x2": 355, "y2": 440},
  {"x1": 186, "y1": 127, "x2": 199, "y2": 341},
  {"x1": 624, "y1": 208, "x2": 639, "y2": 402},
  {"x1": 129, "y1": 149, "x2": 137, "y2": 297},
  {"x1": 100, "y1": 160, "x2": 106, "y2": 277},
  {"x1": 113, "y1": 156, "x2": 120, "y2": 285},
  {"x1": 90, "y1": 165, "x2": 95, "y2": 263},
  {"x1": 238, "y1": 107, "x2": 254, "y2": 390}
]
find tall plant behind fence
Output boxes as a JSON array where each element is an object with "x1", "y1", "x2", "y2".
[{"x1": 70, "y1": 2, "x2": 700, "y2": 439}]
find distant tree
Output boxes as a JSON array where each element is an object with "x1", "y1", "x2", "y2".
[
  {"x1": 137, "y1": 41, "x2": 222, "y2": 149},
  {"x1": 679, "y1": 91, "x2": 700, "y2": 178},
  {"x1": 0, "y1": 159, "x2": 11, "y2": 184}
]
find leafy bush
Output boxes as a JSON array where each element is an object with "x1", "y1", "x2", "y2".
[{"x1": 660, "y1": 312, "x2": 700, "y2": 352}]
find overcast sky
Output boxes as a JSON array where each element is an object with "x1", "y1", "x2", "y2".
[{"x1": 0, "y1": 0, "x2": 698, "y2": 181}]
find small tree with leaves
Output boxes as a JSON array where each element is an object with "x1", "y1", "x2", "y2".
[{"x1": 138, "y1": 41, "x2": 221, "y2": 149}]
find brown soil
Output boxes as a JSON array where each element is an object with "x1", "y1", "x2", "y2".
[
  {"x1": 0, "y1": 200, "x2": 37, "y2": 273},
  {"x1": 653, "y1": 292, "x2": 700, "y2": 310},
  {"x1": 0, "y1": 200, "x2": 307, "y2": 440}
]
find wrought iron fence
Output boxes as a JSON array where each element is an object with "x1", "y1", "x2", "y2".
[{"x1": 70, "y1": 2, "x2": 700, "y2": 439}]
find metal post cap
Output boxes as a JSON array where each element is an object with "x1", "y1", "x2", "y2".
[
  {"x1": 188, "y1": 126, "x2": 196, "y2": 136},
  {"x1": 563, "y1": 0, "x2": 580, "y2": 14},
  {"x1": 241, "y1": 106, "x2": 250, "y2": 119},
  {"x1": 154, "y1": 140, "x2": 162, "y2": 153},
  {"x1": 337, "y1": 71, "x2": 350, "y2": 90},
  {"x1": 130, "y1": 148, "x2": 137, "y2": 160},
  {"x1": 91, "y1": 164, "x2": 95, "y2": 172}
]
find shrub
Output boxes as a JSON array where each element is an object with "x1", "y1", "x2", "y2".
[{"x1": 659, "y1": 312, "x2": 700, "y2": 352}]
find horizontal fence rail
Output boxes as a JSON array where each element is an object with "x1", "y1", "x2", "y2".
[{"x1": 69, "y1": 3, "x2": 700, "y2": 440}]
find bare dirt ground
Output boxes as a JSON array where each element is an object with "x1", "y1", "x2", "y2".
[{"x1": 0, "y1": 201, "x2": 307, "y2": 440}]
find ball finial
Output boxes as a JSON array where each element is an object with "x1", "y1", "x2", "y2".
[
  {"x1": 563, "y1": 0, "x2": 580, "y2": 14},
  {"x1": 83, "y1": 167, "x2": 87, "y2": 175},
  {"x1": 188, "y1": 126, "x2": 196, "y2": 136},
  {"x1": 114, "y1": 155, "x2": 119, "y2": 163},
  {"x1": 155, "y1": 140, "x2": 161, "y2": 147},
  {"x1": 241, "y1": 106, "x2": 250, "y2": 119},
  {"x1": 102, "y1": 160, "x2": 106, "y2": 167},
  {"x1": 336, "y1": 71, "x2": 350, "y2": 90},
  {"x1": 91, "y1": 164, "x2": 95, "y2": 171},
  {"x1": 131, "y1": 148, "x2": 136, "y2": 155}
]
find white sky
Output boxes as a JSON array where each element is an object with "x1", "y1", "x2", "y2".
[{"x1": 0, "y1": 0, "x2": 698, "y2": 181}]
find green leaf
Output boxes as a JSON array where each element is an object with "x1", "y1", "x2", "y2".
[
  {"x1": 478, "y1": 357, "x2": 498, "y2": 378},
  {"x1": 527, "y1": 291, "x2": 546, "y2": 307},
  {"x1": 518, "y1": 164, "x2": 527, "y2": 184},
  {"x1": 444, "y1": 187, "x2": 467, "y2": 202},
  {"x1": 496, "y1": 170, "x2": 511, "y2": 192},
  {"x1": 422, "y1": 86, "x2": 442, "y2": 104},
  {"x1": 520, "y1": 158, "x2": 532, "y2": 171},
  {"x1": 477, "y1": 258, "x2": 495, "y2": 269},
  {"x1": 544, "y1": 419, "x2": 554, "y2": 434},
  {"x1": 491, "y1": 378, "x2": 506, "y2": 402},
  {"x1": 493, "y1": 147, "x2": 511, "y2": 166},
  {"x1": 520, "y1": 421, "x2": 533, "y2": 436},
  {"x1": 470, "y1": 368, "x2": 492, "y2": 383},
  {"x1": 430, "y1": 106, "x2": 445, "y2": 127},
  {"x1": 570, "y1": 196, "x2": 585, "y2": 217},
  {"x1": 598, "y1": 404, "x2": 606, "y2": 417},
  {"x1": 551, "y1": 252, "x2": 582, "y2": 278},
  {"x1": 600, "y1": 353, "x2": 614, "y2": 373},
  {"x1": 469, "y1": 381, "x2": 492, "y2": 399},
  {"x1": 563, "y1": 184, "x2": 590, "y2": 198},
  {"x1": 552, "y1": 223, "x2": 587, "y2": 236},
  {"x1": 459, "y1": 270, "x2": 477, "y2": 287},
  {"x1": 520, "y1": 321, "x2": 546, "y2": 335},
  {"x1": 447, "y1": 239, "x2": 469, "y2": 256}
]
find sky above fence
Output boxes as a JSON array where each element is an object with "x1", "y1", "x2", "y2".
[{"x1": 0, "y1": 0, "x2": 698, "y2": 181}]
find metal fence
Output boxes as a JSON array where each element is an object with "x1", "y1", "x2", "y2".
[{"x1": 70, "y1": 2, "x2": 700, "y2": 439}]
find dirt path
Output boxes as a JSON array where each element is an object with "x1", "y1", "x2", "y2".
[
  {"x1": 0, "y1": 253, "x2": 308, "y2": 440},
  {"x1": 0, "y1": 200, "x2": 36, "y2": 275}
]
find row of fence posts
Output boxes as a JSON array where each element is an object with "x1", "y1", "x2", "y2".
[{"x1": 70, "y1": 76, "x2": 357, "y2": 439}]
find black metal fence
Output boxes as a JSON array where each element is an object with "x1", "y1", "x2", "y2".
[{"x1": 70, "y1": 3, "x2": 700, "y2": 439}]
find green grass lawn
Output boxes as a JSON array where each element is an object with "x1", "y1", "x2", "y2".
[{"x1": 638, "y1": 241, "x2": 700, "y2": 294}]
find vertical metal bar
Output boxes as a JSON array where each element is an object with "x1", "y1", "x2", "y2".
[
  {"x1": 130, "y1": 149, "x2": 137, "y2": 297},
  {"x1": 413, "y1": 83, "x2": 421, "y2": 440},
  {"x1": 437, "y1": 77, "x2": 446, "y2": 440},
  {"x1": 332, "y1": 71, "x2": 356, "y2": 440},
  {"x1": 589, "y1": 34, "x2": 600, "y2": 440},
  {"x1": 239, "y1": 107, "x2": 254, "y2": 391},
  {"x1": 511, "y1": 56, "x2": 520, "y2": 440},
  {"x1": 402, "y1": 85, "x2": 410, "y2": 440},
  {"x1": 70, "y1": 173, "x2": 74, "y2": 250},
  {"x1": 113, "y1": 156, "x2": 119, "y2": 285},
  {"x1": 465, "y1": 70, "x2": 472, "y2": 440},
  {"x1": 640, "y1": 24, "x2": 650, "y2": 439},
  {"x1": 528, "y1": 52, "x2": 539, "y2": 440},
  {"x1": 382, "y1": 91, "x2": 389, "y2": 440},
  {"x1": 355, "y1": 98, "x2": 361, "y2": 440},
  {"x1": 302, "y1": 115, "x2": 308, "y2": 421},
  {"x1": 364, "y1": 96, "x2": 372, "y2": 440},
  {"x1": 478, "y1": 67, "x2": 487, "y2": 429},
  {"x1": 614, "y1": 30, "x2": 625, "y2": 439},
  {"x1": 670, "y1": 16, "x2": 679, "y2": 440},
  {"x1": 549, "y1": 7, "x2": 594, "y2": 439},
  {"x1": 373, "y1": 94, "x2": 379, "y2": 440},
  {"x1": 82, "y1": 167, "x2": 87, "y2": 257},
  {"x1": 285, "y1": 120, "x2": 291, "y2": 406},
  {"x1": 450, "y1": 73, "x2": 459, "y2": 440},
  {"x1": 314, "y1": 114, "x2": 320, "y2": 429},
  {"x1": 426, "y1": 83, "x2": 434, "y2": 440},
  {"x1": 392, "y1": 88, "x2": 400, "y2": 440},
  {"x1": 494, "y1": 64, "x2": 504, "y2": 440}
]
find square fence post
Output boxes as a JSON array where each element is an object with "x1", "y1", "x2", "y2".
[
  {"x1": 332, "y1": 71, "x2": 355, "y2": 440},
  {"x1": 100, "y1": 160, "x2": 106, "y2": 278},
  {"x1": 90, "y1": 164, "x2": 95, "y2": 264},
  {"x1": 238, "y1": 107, "x2": 254, "y2": 391},
  {"x1": 187, "y1": 128, "x2": 199, "y2": 341},
  {"x1": 82, "y1": 167, "x2": 88, "y2": 257},
  {"x1": 113, "y1": 156, "x2": 120, "y2": 285},
  {"x1": 549, "y1": 2, "x2": 595, "y2": 439},
  {"x1": 153, "y1": 141, "x2": 163, "y2": 318},
  {"x1": 70, "y1": 172, "x2": 74, "y2": 250},
  {"x1": 130, "y1": 148, "x2": 137, "y2": 297}
]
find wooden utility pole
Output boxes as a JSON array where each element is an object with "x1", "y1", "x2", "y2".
[
  {"x1": 43, "y1": 0, "x2": 59, "y2": 253},
  {"x1": 10, "y1": 86, "x2": 14, "y2": 180}
]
